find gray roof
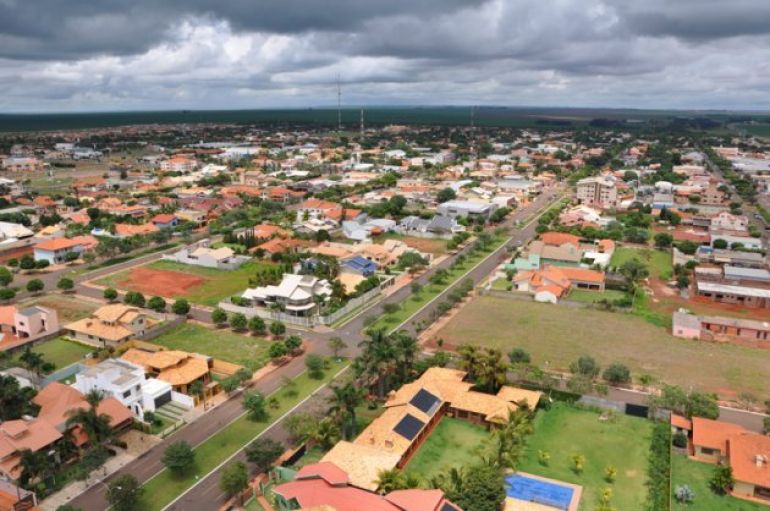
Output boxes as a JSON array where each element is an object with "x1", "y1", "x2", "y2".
[{"x1": 724, "y1": 265, "x2": 770, "y2": 282}]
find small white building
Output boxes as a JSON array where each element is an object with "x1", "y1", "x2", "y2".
[
  {"x1": 163, "y1": 240, "x2": 250, "y2": 270},
  {"x1": 241, "y1": 274, "x2": 333, "y2": 317},
  {"x1": 33, "y1": 237, "x2": 85, "y2": 263}
]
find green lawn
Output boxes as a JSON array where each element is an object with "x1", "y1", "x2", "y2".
[
  {"x1": 671, "y1": 454, "x2": 765, "y2": 510},
  {"x1": 436, "y1": 296, "x2": 770, "y2": 399},
  {"x1": 567, "y1": 289, "x2": 627, "y2": 303},
  {"x1": 372, "y1": 234, "x2": 507, "y2": 332},
  {"x1": 140, "y1": 359, "x2": 348, "y2": 511},
  {"x1": 404, "y1": 417, "x2": 489, "y2": 481},
  {"x1": 96, "y1": 259, "x2": 277, "y2": 306},
  {"x1": 518, "y1": 403, "x2": 652, "y2": 511},
  {"x1": 149, "y1": 323, "x2": 271, "y2": 371},
  {"x1": 610, "y1": 247, "x2": 673, "y2": 280},
  {"x1": 13, "y1": 337, "x2": 93, "y2": 370}
]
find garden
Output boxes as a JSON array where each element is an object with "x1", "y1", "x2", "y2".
[{"x1": 404, "y1": 417, "x2": 489, "y2": 481}]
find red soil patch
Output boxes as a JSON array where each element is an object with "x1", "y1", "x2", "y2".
[
  {"x1": 116, "y1": 267, "x2": 205, "y2": 297},
  {"x1": 648, "y1": 278, "x2": 770, "y2": 320}
]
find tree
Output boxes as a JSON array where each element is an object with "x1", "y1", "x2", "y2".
[
  {"x1": 305, "y1": 353, "x2": 325, "y2": 379},
  {"x1": 26, "y1": 279, "x2": 44, "y2": 294},
  {"x1": 0, "y1": 375, "x2": 37, "y2": 420},
  {"x1": 19, "y1": 348, "x2": 46, "y2": 376},
  {"x1": 211, "y1": 308, "x2": 228, "y2": 327},
  {"x1": 686, "y1": 392, "x2": 719, "y2": 420},
  {"x1": 162, "y1": 441, "x2": 196, "y2": 476},
  {"x1": 57, "y1": 277, "x2": 75, "y2": 292},
  {"x1": 571, "y1": 454, "x2": 586, "y2": 474},
  {"x1": 171, "y1": 298, "x2": 190, "y2": 315},
  {"x1": 107, "y1": 474, "x2": 143, "y2": 511},
  {"x1": 285, "y1": 335, "x2": 302, "y2": 352},
  {"x1": 0, "y1": 287, "x2": 15, "y2": 301},
  {"x1": 620, "y1": 258, "x2": 649, "y2": 296},
  {"x1": 376, "y1": 468, "x2": 418, "y2": 494},
  {"x1": 64, "y1": 251, "x2": 80, "y2": 263},
  {"x1": 654, "y1": 232, "x2": 673, "y2": 248},
  {"x1": 674, "y1": 484, "x2": 695, "y2": 504},
  {"x1": 17, "y1": 449, "x2": 48, "y2": 488},
  {"x1": 219, "y1": 461, "x2": 249, "y2": 503},
  {"x1": 248, "y1": 316, "x2": 266, "y2": 335},
  {"x1": 602, "y1": 363, "x2": 631, "y2": 384},
  {"x1": 382, "y1": 302, "x2": 400, "y2": 315},
  {"x1": 19, "y1": 255, "x2": 35, "y2": 270},
  {"x1": 410, "y1": 282, "x2": 423, "y2": 294},
  {"x1": 229, "y1": 312, "x2": 247, "y2": 331},
  {"x1": 713, "y1": 238, "x2": 728, "y2": 249},
  {"x1": 327, "y1": 382, "x2": 365, "y2": 440},
  {"x1": 243, "y1": 391, "x2": 269, "y2": 421},
  {"x1": 268, "y1": 342, "x2": 288, "y2": 361},
  {"x1": 269, "y1": 320, "x2": 286, "y2": 337},
  {"x1": 327, "y1": 336, "x2": 345, "y2": 359},
  {"x1": 245, "y1": 438, "x2": 284, "y2": 473},
  {"x1": 570, "y1": 355, "x2": 600, "y2": 379},
  {"x1": 437, "y1": 187, "x2": 457, "y2": 203},
  {"x1": 123, "y1": 291, "x2": 145, "y2": 307},
  {"x1": 508, "y1": 348, "x2": 531, "y2": 365},
  {"x1": 189, "y1": 380, "x2": 205, "y2": 407},
  {"x1": 103, "y1": 287, "x2": 118, "y2": 301},
  {"x1": 443, "y1": 463, "x2": 505, "y2": 511},
  {"x1": 147, "y1": 296, "x2": 166, "y2": 312},
  {"x1": 0, "y1": 267, "x2": 12, "y2": 286},
  {"x1": 676, "y1": 273, "x2": 690, "y2": 290},
  {"x1": 709, "y1": 465, "x2": 734, "y2": 495}
]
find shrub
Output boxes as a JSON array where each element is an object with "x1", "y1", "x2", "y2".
[
  {"x1": 103, "y1": 288, "x2": 118, "y2": 301},
  {"x1": 602, "y1": 363, "x2": 631, "y2": 384},
  {"x1": 672, "y1": 431, "x2": 688, "y2": 448},
  {"x1": 171, "y1": 299, "x2": 190, "y2": 315},
  {"x1": 211, "y1": 308, "x2": 228, "y2": 326},
  {"x1": 674, "y1": 484, "x2": 695, "y2": 504},
  {"x1": 147, "y1": 296, "x2": 166, "y2": 312},
  {"x1": 645, "y1": 423, "x2": 671, "y2": 511}
]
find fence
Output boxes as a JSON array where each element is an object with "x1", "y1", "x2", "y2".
[
  {"x1": 136, "y1": 315, "x2": 186, "y2": 341},
  {"x1": 218, "y1": 276, "x2": 393, "y2": 328},
  {"x1": 43, "y1": 362, "x2": 85, "y2": 385}
]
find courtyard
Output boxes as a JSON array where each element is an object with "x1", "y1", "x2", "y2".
[{"x1": 404, "y1": 417, "x2": 489, "y2": 481}]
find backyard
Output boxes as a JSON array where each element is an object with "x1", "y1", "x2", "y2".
[
  {"x1": 518, "y1": 403, "x2": 652, "y2": 511},
  {"x1": 671, "y1": 454, "x2": 765, "y2": 510},
  {"x1": 149, "y1": 323, "x2": 271, "y2": 371},
  {"x1": 567, "y1": 289, "x2": 627, "y2": 304},
  {"x1": 95, "y1": 259, "x2": 277, "y2": 306},
  {"x1": 404, "y1": 417, "x2": 489, "y2": 481},
  {"x1": 140, "y1": 359, "x2": 349, "y2": 511},
  {"x1": 12, "y1": 336, "x2": 93, "y2": 370},
  {"x1": 18, "y1": 294, "x2": 98, "y2": 323},
  {"x1": 434, "y1": 295, "x2": 770, "y2": 399},
  {"x1": 610, "y1": 246, "x2": 673, "y2": 280}
]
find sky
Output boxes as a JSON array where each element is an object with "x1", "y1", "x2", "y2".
[{"x1": 1, "y1": 0, "x2": 769, "y2": 113}]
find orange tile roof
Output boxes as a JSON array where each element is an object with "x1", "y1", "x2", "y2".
[
  {"x1": 728, "y1": 433, "x2": 770, "y2": 488},
  {"x1": 559, "y1": 267, "x2": 605, "y2": 284},
  {"x1": 115, "y1": 223, "x2": 159, "y2": 237},
  {"x1": 692, "y1": 417, "x2": 746, "y2": 452},
  {"x1": 540, "y1": 232, "x2": 581, "y2": 247},
  {"x1": 121, "y1": 349, "x2": 209, "y2": 386},
  {"x1": 34, "y1": 237, "x2": 82, "y2": 251},
  {"x1": 252, "y1": 224, "x2": 290, "y2": 239},
  {"x1": 670, "y1": 414, "x2": 692, "y2": 431}
]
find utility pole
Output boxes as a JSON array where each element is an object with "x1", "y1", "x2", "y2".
[{"x1": 360, "y1": 108, "x2": 364, "y2": 138}]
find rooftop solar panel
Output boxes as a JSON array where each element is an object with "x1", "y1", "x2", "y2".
[
  {"x1": 393, "y1": 414, "x2": 425, "y2": 441},
  {"x1": 441, "y1": 504, "x2": 459, "y2": 511},
  {"x1": 410, "y1": 388, "x2": 441, "y2": 416}
]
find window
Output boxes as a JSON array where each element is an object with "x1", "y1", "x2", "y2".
[
  {"x1": 700, "y1": 447, "x2": 718, "y2": 455},
  {"x1": 122, "y1": 390, "x2": 132, "y2": 398}
]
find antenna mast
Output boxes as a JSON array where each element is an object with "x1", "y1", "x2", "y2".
[
  {"x1": 360, "y1": 108, "x2": 365, "y2": 138},
  {"x1": 337, "y1": 74, "x2": 342, "y2": 132}
]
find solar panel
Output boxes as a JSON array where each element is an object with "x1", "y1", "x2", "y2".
[
  {"x1": 410, "y1": 388, "x2": 441, "y2": 416},
  {"x1": 393, "y1": 414, "x2": 425, "y2": 441},
  {"x1": 441, "y1": 504, "x2": 459, "y2": 511}
]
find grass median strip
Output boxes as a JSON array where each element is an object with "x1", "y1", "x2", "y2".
[
  {"x1": 372, "y1": 234, "x2": 508, "y2": 333},
  {"x1": 141, "y1": 359, "x2": 349, "y2": 511}
]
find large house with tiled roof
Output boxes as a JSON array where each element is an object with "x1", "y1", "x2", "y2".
[
  {"x1": 272, "y1": 462, "x2": 462, "y2": 511},
  {"x1": 65, "y1": 304, "x2": 152, "y2": 348},
  {"x1": 321, "y1": 367, "x2": 540, "y2": 491}
]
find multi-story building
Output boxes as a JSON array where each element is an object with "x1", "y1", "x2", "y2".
[{"x1": 576, "y1": 176, "x2": 617, "y2": 209}]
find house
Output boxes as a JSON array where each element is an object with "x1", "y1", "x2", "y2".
[
  {"x1": 32, "y1": 237, "x2": 85, "y2": 263},
  {"x1": 322, "y1": 367, "x2": 540, "y2": 491},
  {"x1": 512, "y1": 265, "x2": 605, "y2": 303},
  {"x1": 341, "y1": 255, "x2": 378, "y2": 276},
  {"x1": 248, "y1": 223, "x2": 290, "y2": 240},
  {"x1": 527, "y1": 233, "x2": 582, "y2": 267},
  {"x1": 672, "y1": 310, "x2": 770, "y2": 347},
  {"x1": 691, "y1": 416, "x2": 746, "y2": 464},
  {"x1": 0, "y1": 305, "x2": 60, "y2": 352},
  {"x1": 121, "y1": 348, "x2": 215, "y2": 401},
  {"x1": 436, "y1": 200, "x2": 496, "y2": 220},
  {"x1": 0, "y1": 382, "x2": 132, "y2": 482},
  {"x1": 114, "y1": 223, "x2": 159, "y2": 238},
  {"x1": 0, "y1": 480, "x2": 38, "y2": 511},
  {"x1": 342, "y1": 218, "x2": 396, "y2": 241},
  {"x1": 65, "y1": 304, "x2": 152, "y2": 348},
  {"x1": 272, "y1": 462, "x2": 463, "y2": 511},
  {"x1": 711, "y1": 212, "x2": 749, "y2": 232},
  {"x1": 73, "y1": 358, "x2": 181, "y2": 419},
  {"x1": 576, "y1": 176, "x2": 617, "y2": 209},
  {"x1": 241, "y1": 274, "x2": 333, "y2": 317},
  {"x1": 151, "y1": 214, "x2": 178, "y2": 229},
  {"x1": 160, "y1": 155, "x2": 198, "y2": 173},
  {"x1": 397, "y1": 215, "x2": 464, "y2": 239},
  {"x1": 163, "y1": 241, "x2": 250, "y2": 270},
  {"x1": 1, "y1": 157, "x2": 43, "y2": 172}
]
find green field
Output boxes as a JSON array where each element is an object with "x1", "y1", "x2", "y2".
[
  {"x1": 13, "y1": 337, "x2": 93, "y2": 370},
  {"x1": 671, "y1": 454, "x2": 765, "y2": 510},
  {"x1": 149, "y1": 323, "x2": 271, "y2": 371},
  {"x1": 140, "y1": 359, "x2": 348, "y2": 511},
  {"x1": 436, "y1": 296, "x2": 770, "y2": 399},
  {"x1": 96, "y1": 259, "x2": 275, "y2": 306},
  {"x1": 567, "y1": 289, "x2": 627, "y2": 303},
  {"x1": 404, "y1": 417, "x2": 489, "y2": 481},
  {"x1": 610, "y1": 246, "x2": 673, "y2": 280},
  {"x1": 518, "y1": 403, "x2": 652, "y2": 511}
]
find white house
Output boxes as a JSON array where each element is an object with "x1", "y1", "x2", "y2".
[
  {"x1": 74, "y1": 358, "x2": 189, "y2": 419},
  {"x1": 33, "y1": 237, "x2": 85, "y2": 263},
  {"x1": 241, "y1": 274, "x2": 333, "y2": 317},
  {"x1": 437, "y1": 200, "x2": 496, "y2": 220},
  {"x1": 163, "y1": 240, "x2": 250, "y2": 270}
]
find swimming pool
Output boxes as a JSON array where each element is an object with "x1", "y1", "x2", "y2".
[{"x1": 505, "y1": 474, "x2": 574, "y2": 510}]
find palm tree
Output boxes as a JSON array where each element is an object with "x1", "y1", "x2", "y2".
[
  {"x1": 327, "y1": 383, "x2": 365, "y2": 440},
  {"x1": 392, "y1": 332, "x2": 418, "y2": 384},
  {"x1": 19, "y1": 348, "x2": 44, "y2": 376},
  {"x1": 309, "y1": 417, "x2": 340, "y2": 450},
  {"x1": 476, "y1": 348, "x2": 509, "y2": 393},
  {"x1": 457, "y1": 344, "x2": 481, "y2": 380},
  {"x1": 487, "y1": 408, "x2": 534, "y2": 470},
  {"x1": 67, "y1": 391, "x2": 114, "y2": 448},
  {"x1": 190, "y1": 380, "x2": 205, "y2": 408},
  {"x1": 357, "y1": 329, "x2": 397, "y2": 398},
  {"x1": 375, "y1": 468, "x2": 419, "y2": 494},
  {"x1": 16, "y1": 449, "x2": 49, "y2": 489}
]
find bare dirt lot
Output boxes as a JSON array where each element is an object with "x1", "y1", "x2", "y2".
[{"x1": 114, "y1": 267, "x2": 205, "y2": 297}]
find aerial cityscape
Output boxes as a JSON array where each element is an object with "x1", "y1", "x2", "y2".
[{"x1": 1, "y1": 2, "x2": 770, "y2": 511}]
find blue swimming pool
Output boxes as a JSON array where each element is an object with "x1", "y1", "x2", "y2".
[{"x1": 505, "y1": 474, "x2": 574, "y2": 510}]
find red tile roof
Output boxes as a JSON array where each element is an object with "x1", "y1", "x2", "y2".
[{"x1": 34, "y1": 238, "x2": 82, "y2": 252}]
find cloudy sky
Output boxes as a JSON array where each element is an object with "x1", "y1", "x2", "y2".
[{"x1": 1, "y1": 0, "x2": 769, "y2": 112}]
